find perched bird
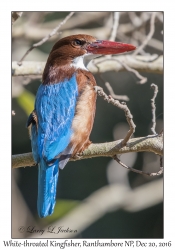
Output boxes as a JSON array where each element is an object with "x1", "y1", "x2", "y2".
[{"x1": 27, "y1": 34, "x2": 136, "y2": 218}]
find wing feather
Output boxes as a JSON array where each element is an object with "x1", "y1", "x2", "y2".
[{"x1": 35, "y1": 74, "x2": 78, "y2": 162}]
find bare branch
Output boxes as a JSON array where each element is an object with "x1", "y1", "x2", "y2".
[
  {"x1": 150, "y1": 83, "x2": 158, "y2": 135},
  {"x1": 92, "y1": 65, "x2": 130, "y2": 102},
  {"x1": 17, "y1": 12, "x2": 74, "y2": 65},
  {"x1": 133, "y1": 31, "x2": 163, "y2": 52},
  {"x1": 109, "y1": 12, "x2": 120, "y2": 41},
  {"x1": 105, "y1": 82, "x2": 129, "y2": 101},
  {"x1": 12, "y1": 55, "x2": 163, "y2": 76},
  {"x1": 115, "y1": 58, "x2": 147, "y2": 84},
  {"x1": 113, "y1": 155, "x2": 163, "y2": 176},
  {"x1": 12, "y1": 12, "x2": 23, "y2": 25},
  {"x1": 90, "y1": 54, "x2": 163, "y2": 74},
  {"x1": 12, "y1": 134, "x2": 163, "y2": 168},
  {"x1": 12, "y1": 61, "x2": 45, "y2": 76},
  {"x1": 94, "y1": 86, "x2": 136, "y2": 146},
  {"x1": 133, "y1": 12, "x2": 157, "y2": 55}
]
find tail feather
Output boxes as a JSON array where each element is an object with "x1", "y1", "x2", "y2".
[{"x1": 37, "y1": 158, "x2": 59, "y2": 218}]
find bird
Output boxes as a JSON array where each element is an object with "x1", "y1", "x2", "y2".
[{"x1": 27, "y1": 34, "x2": 136, "y2": 218}]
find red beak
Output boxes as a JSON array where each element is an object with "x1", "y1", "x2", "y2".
[{"x1": 86, "y1": 40, "x2": 136, "y2": 55}]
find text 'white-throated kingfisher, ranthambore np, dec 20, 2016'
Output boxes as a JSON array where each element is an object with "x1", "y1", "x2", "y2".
[{"x1": 27, "y1": 34, "x2": 136, "y2": 218}]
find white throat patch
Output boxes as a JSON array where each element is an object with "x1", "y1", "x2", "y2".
[
  {"x1": 71, "y1": 55, "x2": 87, "y2": 71},
  {"x1": 71, "y1": 53, "x2": 100, "y2": 71}
]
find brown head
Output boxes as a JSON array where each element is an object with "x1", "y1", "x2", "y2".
[{"x1": 42, "y1": 34, "x2": 136, "y2": 83}]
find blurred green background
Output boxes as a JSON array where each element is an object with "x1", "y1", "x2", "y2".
[{"x1": 12, "y1": 12, "x2": 163, "y2": 238}]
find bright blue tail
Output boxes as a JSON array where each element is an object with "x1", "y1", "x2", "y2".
[{"x1": 37, "y1": 158, "x2": 59, "y2": 218}]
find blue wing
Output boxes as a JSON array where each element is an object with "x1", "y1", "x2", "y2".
[
  {"x1": 35, "y1": 74, "x2": 78, "y2": 161},
  {"x1": 30, "y1": 74, "x2": 78, "y2": 217}
]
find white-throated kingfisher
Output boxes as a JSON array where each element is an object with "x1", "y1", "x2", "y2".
[{"x1": 27, "y1": 34, "x2": 136, "y2": 217}]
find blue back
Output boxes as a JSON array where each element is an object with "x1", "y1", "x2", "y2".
[{"x1": 31, "y1": 74, "x2": 78, "y2": 217}]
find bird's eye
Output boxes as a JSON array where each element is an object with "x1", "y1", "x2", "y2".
[{"x1": 72, "y1": 39, "x2": 84, "y2": 46}]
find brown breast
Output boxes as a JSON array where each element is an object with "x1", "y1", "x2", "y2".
[{"x1": 70, "y1": 69, "x2": 97, "y2": 155}]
